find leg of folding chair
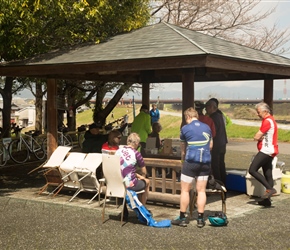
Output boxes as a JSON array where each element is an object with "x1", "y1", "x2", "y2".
[
  {"x1": 221, "y1": 192, "x2": 226, "y2": 214},
  {"x1": 98, "y1": 179, "x2": 105, "y2": 206},
  {"x1": 49, "y1": 183, "x2": 64, "y2": 197},
  {"x1": 120, "y1": 193, "x2": 126, "y2": 224},
  {"x1": 189, "y1": 189, "x2": 197, "y2": 218},
  {"x1": 88, "y1": 191, "x2": 99, "y2": 204},
  {"x1": 39, "y1": 184, "x2": 49, "y2": 195},
  {"x1": 69, "y1": 188, "x2": 83, "y2": 202},
  {"x1": 102, "y1": 193, "x2": 108, "y2": 223}
]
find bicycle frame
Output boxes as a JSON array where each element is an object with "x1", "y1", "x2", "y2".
[
  {"x1": 57, "y1": 131, "x2": 73, "y2": 147},
  {"x1": 9, "y1": 132, "x2": 46, "y2": 164},
  {"x1": 17, "y1": 134, "x2": 36, "y2": 152},
  {"x1": 0, "y1": 138, "x2": 11, "y2": 166}
]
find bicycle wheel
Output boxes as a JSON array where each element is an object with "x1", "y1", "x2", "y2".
[
  {"x1": 63, "y1": 134, "x2": 73, "y2": 147},
  {"x1": 9, "y1": 139, "x2": 29, "y2": 164},
  {"x1": 42, "y1": 138, "x2": 48, "y2": 155},
  {"x1": 0, "y1": 142, "x2": 8, "y2": 167},
  {"x1": 32, "y1": 139, "x2": 46, "y2": 160}
]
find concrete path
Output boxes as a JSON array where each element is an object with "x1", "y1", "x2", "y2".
[
  {"x1": 1, "y1": 138, "x2": 290, "y2": 249},
  {"x1": 1, "y1": 188, "x2": 290, "y2": 249}
]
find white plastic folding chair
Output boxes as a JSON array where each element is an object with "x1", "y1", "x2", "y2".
[
  {"x1": 101, "y1": 154, "x2": 145, "y2": 224},
  {"x1": 69, "y1": 153, "x2": 104, "y2": 203},
  {"x1": 38, "y1": 146, "x2": 72, "y2": 196},
  {"x1": 59, "y1": 152, "x2": 87, "y2": 191},
  {"x1": 101, "y1": 154, "x2": 128, "y2": 224}
]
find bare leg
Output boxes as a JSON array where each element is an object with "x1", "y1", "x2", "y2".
[
  {"x1": 139, "y1": 178, "x2": 150, "y2": 205},
  {"x1": 196, "y1": 179, "x2": 207, "y2": 213},
  {"x1": 180, "y1": 181, "x2": 192, "y2": 212}
]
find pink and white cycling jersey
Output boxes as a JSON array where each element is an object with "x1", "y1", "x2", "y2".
[{"x1": 257, "y1": 115, "x2": 278, "y2": 157}]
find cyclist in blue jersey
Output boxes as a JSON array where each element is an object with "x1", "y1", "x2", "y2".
[{"x1": 172, "y1": 107, "x2": 212, "y2": 228}]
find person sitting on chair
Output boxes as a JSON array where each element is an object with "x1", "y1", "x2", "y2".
[
  {"x1": 102, "y1": 130, "x2": 122, "y2": 155},
  {"x1": 148, "y1": 122, "x2": 162, "y2": 150},
  {"x1": 115, "y1": 132, "x2": 150, "y2": 205},
  {"x1": 82, "y1": 122, "x2": 107, "y2": 154}
]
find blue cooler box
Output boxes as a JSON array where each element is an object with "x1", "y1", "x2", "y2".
[{"x1": 226, "y1": 170, "x2": 247, "y2": 193}]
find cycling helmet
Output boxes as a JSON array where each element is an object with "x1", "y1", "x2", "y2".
[{"x1": 208, "y1": 212, "x2": 228, "y2": 227}]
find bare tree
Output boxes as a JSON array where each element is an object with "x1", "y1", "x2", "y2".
[
  {"x1": 151, "y1": 0, "x2": 290, "y2": 55},
  {"x1": 53, "y1": 80, "x2": 134, "y2": 131}
]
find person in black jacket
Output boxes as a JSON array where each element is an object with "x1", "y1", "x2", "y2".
[
  {"x1": 205, "y1": 99, "x2": 228, "y2": 185},
  {"x1": 82, "y1": 121, "x2": 127, "y2": 179},
  {"x1": 82, "y1": 122, "x2": 108, "y2": 154}
]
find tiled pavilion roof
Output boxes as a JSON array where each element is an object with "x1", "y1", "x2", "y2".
[{"x1": 1, "y1": 22, "x2": 290, "y2": 82}]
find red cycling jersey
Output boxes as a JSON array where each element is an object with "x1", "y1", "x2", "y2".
[{"x1": 257, "y1": 115, "x2": 278, "y2": 157}]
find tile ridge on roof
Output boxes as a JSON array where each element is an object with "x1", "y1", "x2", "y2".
[
  {"x1": 160, "y1": 22, "x2": 290, "y2": 64},
  {"x1": 162, "y1": 22, "x2": 210, "y2": 54}
]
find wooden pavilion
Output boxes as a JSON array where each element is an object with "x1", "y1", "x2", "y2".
[{"x1": 1, "y1": 22, "x2": 290, "y2": 156}]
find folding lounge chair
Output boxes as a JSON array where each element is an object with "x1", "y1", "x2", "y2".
[
  {"x1": 68, "y1": 153, "x2": 104, "y2": 203},
  {"x1": 59, "y1": 152, "x2": 87, "y2": 191},
  {"x1": 101, "y1": 154, "x2": 127, "y2": 224},
  {"x1": 38, "y1": 146, "x2": 72, "y2": 196}
]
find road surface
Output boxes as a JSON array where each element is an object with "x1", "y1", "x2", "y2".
[{"x1": 160, "y1": 110, "x2": 290, "y2": 130}]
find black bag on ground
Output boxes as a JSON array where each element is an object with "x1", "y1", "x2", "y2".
[{"x1": 206, "y1": 175, "x2": 227, "y2": 192}]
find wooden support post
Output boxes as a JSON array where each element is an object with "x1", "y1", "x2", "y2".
[
  {"x1": 264, "y1": 79, "x2": 274, "y2": 110},
  {"x1": 182, "y1": 68, "x2": 195, "y2": 126},
  {"x1": 46, "y1": 79, "x2": 58, "y2": 158},
  {"x1": 142, "y1": 82, "x2": 150, "y2": 108}
]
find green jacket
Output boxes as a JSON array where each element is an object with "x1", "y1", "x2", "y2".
[
  {"x1": 131, "y1": 111, "x2": 152, "y2": 143},
  {"x1": 222, "y1": 111, "x2": 232, "y2": 127}
]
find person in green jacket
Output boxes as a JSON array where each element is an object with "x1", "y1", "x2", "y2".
[{"x1": 131, "y1": 104, "x2": 152, "y2": 155}]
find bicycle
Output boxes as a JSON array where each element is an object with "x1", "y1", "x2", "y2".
[
  {"x1": 42, "y1": 127, "x2": 74, "y2": 154},
  {"x1": 0, "y1": 138, "x2": 11, "y2": 167},
  {"x1": 77, "y1": 124, "x2": 87, "y2": 149},
  {"x1": 8, "y1": 128, "x2": 46, "y2": 164}
]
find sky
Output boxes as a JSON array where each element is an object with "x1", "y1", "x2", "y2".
[{"x1": 14, "y1": 1, "x2": 290, "y2": 101}]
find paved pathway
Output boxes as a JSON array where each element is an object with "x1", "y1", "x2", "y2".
[
  {"x1": 1, "y1": 137, "x2": 290, "y2": 249},
  {"x1": 1, "y1": 187, "x2": 290, "y2": 249}
]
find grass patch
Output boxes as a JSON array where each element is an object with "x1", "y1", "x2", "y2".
[
  {"x1": 76, "y1": 109, "x2": 94, "y2": 127},
  {"x1": 75, "y1": 106, "x2": 135, "y2": 127},
  {"x1": 159, "y1": 115, "x2": 181, "y2": 138},
  {"x1": 227, "y1": 124, "x2": 290, "y2": 142},
  {"x1": 226, "y1": 124, "x2": 257, "y2": 139}
]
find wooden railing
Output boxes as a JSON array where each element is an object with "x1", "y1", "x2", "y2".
[
  {"x1": 144, "y1": 157, "x2": 182, "y2": 205},
  {"x1": 144, "y1": 157, "x2": 226, "y2": 213}
]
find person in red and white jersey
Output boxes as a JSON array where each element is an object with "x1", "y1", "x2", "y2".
[{"x1": 248, "y1": 102, "x2": 279, "y2": 207}]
